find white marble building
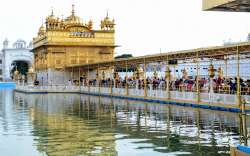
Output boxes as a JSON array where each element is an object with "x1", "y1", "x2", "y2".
[{"x1": 1, "y1": 39, "x2": 33, "y2": 81}]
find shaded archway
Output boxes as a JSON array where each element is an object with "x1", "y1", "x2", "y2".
[{"x1": 10, "y1": 61, "x2": 29, "y2": 79}]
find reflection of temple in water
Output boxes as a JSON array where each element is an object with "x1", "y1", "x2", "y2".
[
  {"x1": 14, "y1": 92, "x2": 250, "y2": 155},
  {"x1": 14, "y1": 93, "x2": 117, "y2": 156}
]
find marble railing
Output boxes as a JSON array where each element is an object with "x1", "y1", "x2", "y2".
[
  {"x1": 16, "y1": 85, "x2": 248, "y2": 106},
  {"x1": 79, "y1": 86, "x2": 241, "y2": 105},
  {"x1": 16, "y1": 85, "x2": 80, "y2": 92}
]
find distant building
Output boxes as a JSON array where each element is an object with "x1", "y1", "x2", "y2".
[{"x1": 1, "y1": 39, "x2": 33, "y2": 81}]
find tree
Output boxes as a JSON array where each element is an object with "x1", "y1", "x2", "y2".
[{"x1": 115, "y1": 54, "x2": 133, "y2": 59}]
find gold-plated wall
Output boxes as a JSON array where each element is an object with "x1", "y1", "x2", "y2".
[{"x1": 33, "y1": 6, "x2": 116, "y2": 72}]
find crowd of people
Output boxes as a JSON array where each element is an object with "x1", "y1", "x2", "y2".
[{"x1": 80, "y1": 75, "x2": 250, "y2": 95}]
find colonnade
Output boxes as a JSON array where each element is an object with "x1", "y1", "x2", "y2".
[{"x1": 68, "y1": 48, "x2": 247, "y2": 113}]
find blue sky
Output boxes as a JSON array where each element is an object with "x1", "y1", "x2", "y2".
[{"x1": 0, "y1": 0, "x2": 250, "y2": 56}]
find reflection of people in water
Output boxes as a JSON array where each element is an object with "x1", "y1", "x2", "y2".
[
  {"x1": 68, "y1": 80, "x2": 72, "y2": 86},
  {"x1": 34, "y1": 80, "x2": 39, "y2": 86}
]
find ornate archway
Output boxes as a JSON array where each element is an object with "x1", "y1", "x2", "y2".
[
  {"x1": 10, "y1": 61, "x2": 30, "y2": 79},
  {"x1": 2, "y1": 39, "x2": 33, "y2": 81}
]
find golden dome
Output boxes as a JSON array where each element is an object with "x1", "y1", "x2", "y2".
[
  {"x1": 38, "y1": 23, "x2": 46, "y2": 36},
  {"x1": 65, "y1": 4, "x2": 83, "y2": 25},
  {"x1": 46, "y1": 9, "x2": 56, "y2": 21},
  {"x1": 39, "y1": 24, "x2": 45, "y2": 32},
  {"x1": 65, "y1": 15, "x2": 83, "y2": 24},
  {"x1": 100, "y1": 12, "x2": 115, "y2": 30}
]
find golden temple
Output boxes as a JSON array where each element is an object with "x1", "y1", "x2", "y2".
[{"x1": 32, "y1": 5, "x2": 116, "y2": 84}]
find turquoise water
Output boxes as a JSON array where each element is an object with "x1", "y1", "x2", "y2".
[
  {"x1": 0, "y1": 89, "x2": 249, "y2": 156},
  {"x1": 0, "y1": 82, "x2": 15, "y2": 88}
]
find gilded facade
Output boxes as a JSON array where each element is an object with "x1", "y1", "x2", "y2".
[{"x1": 32, "y1": 5, "x2": 116, "y2": 84}]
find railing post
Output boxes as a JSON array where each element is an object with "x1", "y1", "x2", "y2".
[
  {"x1": 196, "y1": 51, "x2": 200, "y2": 103},
  {"x1": 143, "y1": 58, "x2": 147, "y2": 97},
  {"x1": 125, "y1": 60, "x2": 129, "y2": 96},
  {"x1": 110, "y1": 64, "x2": 114, "y2": 96},
  {"x1": 166, "y1": 55, "x2": 171, "y2": 100},
  {"x1": 173, "y1": 65, "x2": 176, "y2": 80},
  {"x1": 97, "y1": 64, "x2": 100, "y2": 95},
  {"x1": 71, "y1": 67, "x2": 73, "y2": 86},
  {"x1": 78, "y1": 67, "x2": 81, "y2": 91},
  {"x1": 225, "y1": 55, "x2": 228, "y2": 79},
  {"x1": 87, "y1": 65, "x2": 90, "y2": 93},
  {"x1": 236, "y1": 46, "x2": 242, "y2": 112}
]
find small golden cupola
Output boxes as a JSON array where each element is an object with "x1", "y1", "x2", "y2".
[
  {"x1": 87, "y1": 19, "x2": 93, "y2": 30},
  {"x1": 64, "y1": 4, "x2": 83, "y2": 25},
  {"x1": 100, "y1": 12, "x2": 115, "y2": 31},
  {"x1": 45, "y1": 9, "x2": 61, "y2": 30},
  {"x1": 38, "y1": 23, "x2": 46, "y2": 37}
]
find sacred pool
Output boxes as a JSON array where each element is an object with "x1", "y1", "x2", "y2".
[{"x1": 0, "y1": 88, "x2": 249, "y2": 156}]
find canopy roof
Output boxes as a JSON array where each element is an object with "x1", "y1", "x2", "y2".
[
  {"x1": 66, "y1": 42, "x2": 250, "y2": 69},
  {"x1": 203, "y1": 0, "x2": 250, "y2": 12}
]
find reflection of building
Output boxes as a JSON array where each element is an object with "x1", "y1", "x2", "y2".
[
  {"x1": 14, "y1": 92, "x2": 249, "y2": 155},
  {"x1": 15, "y1": 93, "x2": 117, "y2": 156},
  {"x1": 1, "y1": 39, "x2": 33, "y2": 81},
  {"x1": 32, "y1": 5, "x2": 116, "y2": 85}
]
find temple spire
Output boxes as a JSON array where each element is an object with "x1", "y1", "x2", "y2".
[
  {"x1": 106, "y1": 9, "x2": 109, "y2": 18},
  {"x1": 51, "y1": 7, "x2": 54, "y2": 16},
  {"x1": 72, "y1": 4, "x2": 75, "y2": 16}
]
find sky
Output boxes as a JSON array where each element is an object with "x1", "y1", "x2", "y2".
[{"x1": 0, "y1": 0, "x2": 250, "y2": 56}]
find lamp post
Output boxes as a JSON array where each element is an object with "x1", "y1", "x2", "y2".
[
  {"x1": 208, "y1": 63, "x2": 215, "y2": 94},
  {"x1": 125, "y1": 60, "x2": 129, "y2": 96},
  {"x1": 236, "y1": 46, "x2": 242, "y2": 112},
  {"x1": 196, "y1": 52, "x2": 200, "y2": 103},
  {"x1": 165, "y1": 65, "x2": 171, "y2": 100},
  {"x1": 143, "y1": 58, "x2": 147, "y2": 97}
]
